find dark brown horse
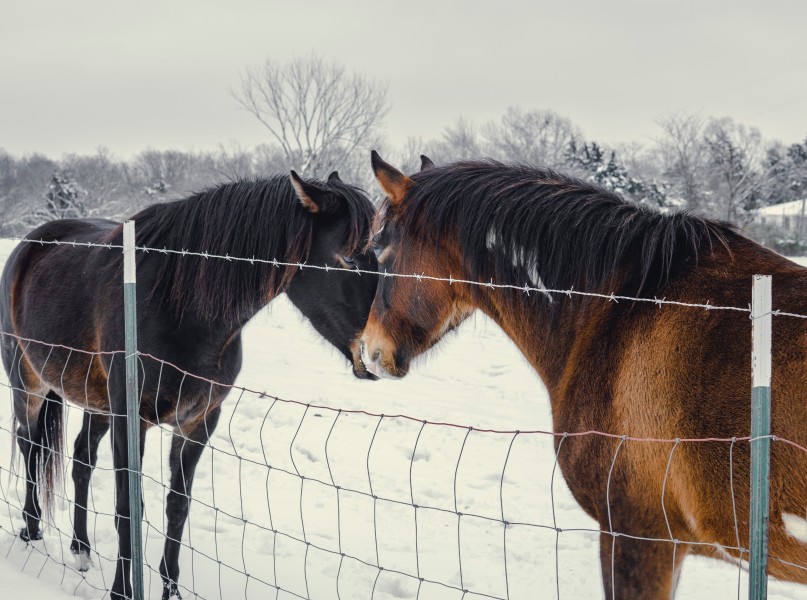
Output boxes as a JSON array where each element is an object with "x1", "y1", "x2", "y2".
[
  {"x1": 360, "y1": 152, "x2": 807, "y2": 598},
  {"x1": 0, "y1": 171, "x2": 378, "y2": 599}
]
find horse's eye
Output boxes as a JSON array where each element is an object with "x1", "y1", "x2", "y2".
[{"x1": 339, "y1": 255, "x2": 356, "y2": 267}]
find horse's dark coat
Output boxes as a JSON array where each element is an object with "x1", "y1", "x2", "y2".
[{"x1": 1, "y1": 173, "x2": 378, "y2": 599}]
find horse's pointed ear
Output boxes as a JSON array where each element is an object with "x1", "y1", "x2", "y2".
[
  {"x1": 290, "y1": 170, "x2": 321, "y2": 214},
  {"x1": 371, "y1": 150, "x2": 413, "y2": 206},
  {"x1": 327, "y1": 171, "x2": 341, "y2": 183},
  {"x1": 420, "y1": 155, "x2": 436, "y2": 172}
]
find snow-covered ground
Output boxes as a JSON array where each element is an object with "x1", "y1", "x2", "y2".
[{"x1": 0, "y1": 238, "x2": 805, "y2": 599}]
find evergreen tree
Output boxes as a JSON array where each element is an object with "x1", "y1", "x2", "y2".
[
  {"x1": 565, "y1": 140, "x2": 668, "y2": 207},
  {"x1": 40, "y1": 173, "x2": 86, "y2": 220}
]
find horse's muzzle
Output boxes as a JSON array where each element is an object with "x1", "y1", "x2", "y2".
[
  {"x1": 359, "y1": 340, "x2": 404, "y2": 380},
  {"x1": 350, "y1": 337, "x2": 379, "y2": 380}
]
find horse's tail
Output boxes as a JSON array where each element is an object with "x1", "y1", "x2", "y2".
[{"x1": 15, "y1": 391, "x2": 65, "y2": 518}]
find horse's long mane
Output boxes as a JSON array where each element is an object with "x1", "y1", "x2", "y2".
[
  {"x1": 132, "y1": 176, "x2": 371, "y2": 324},
  {"x1": 397, "y1": 161, "x2": 736, "y2": 302}
]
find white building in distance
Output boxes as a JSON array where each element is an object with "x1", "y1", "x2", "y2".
[{"x1": 757, "y1": 198, "x2": 807, "y2": 232}]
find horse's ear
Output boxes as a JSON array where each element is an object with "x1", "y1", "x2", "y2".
[
  {"x1": 420, "y1": 155, "x2": 436, "y2": 172},
  {"x1": 371, "y1": 150, "x2": 413, "y2": 206},
  {"x1": 327, "y1": 171, "x2": 341, "y2": 183},
  {"x1": 290, "y1": 170, "x2": 322, "y2": 214}
]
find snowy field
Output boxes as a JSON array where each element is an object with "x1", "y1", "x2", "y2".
[{"x1": 0, "y1": 238, "x2": 805, "y2": 600}]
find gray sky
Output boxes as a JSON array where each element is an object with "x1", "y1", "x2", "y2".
[{"x1": 2, "y1": 0, "x2": 806, "y2": 159}]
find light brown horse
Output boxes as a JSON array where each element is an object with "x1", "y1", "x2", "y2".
[{"x1": 360, "y1": 152, "x2": 807, "y2": 598}]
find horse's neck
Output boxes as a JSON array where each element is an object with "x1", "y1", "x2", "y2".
[
  {"x1": 150, "y1": 279, "x2": 271, "y2": 356},
  {"x1": 478, "y1": 290, "x2": 601, "y2": 396}
]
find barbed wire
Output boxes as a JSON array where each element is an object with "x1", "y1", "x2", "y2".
[{"x1": 5, "y1": 235, "x2": 807, "y2": 319}]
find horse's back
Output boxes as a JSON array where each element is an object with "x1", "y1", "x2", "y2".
[
  {"x1": 1, "y1": 218, "x2": 119, "y2": 325},
  {"x1": 2, "y1": 217, "x2": 118, "y2": 288}
]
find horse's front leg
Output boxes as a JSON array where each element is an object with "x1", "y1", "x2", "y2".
[
  {"x1": 70, "y1": 411, "x2": 109, "y2": 571},
  {"x1": 160, "y1": 406, "x2": 221, "y2": 600},
  {"x1": 598, "y1": 507, "x2": 689, "y2": 599},
  {"x1": 110, "y1": 402, "x2": 148, "y2": 600}
]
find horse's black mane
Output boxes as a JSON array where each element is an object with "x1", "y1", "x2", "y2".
[
  {"x1": 397, "y1": 161, "x2": 736, "y2": 302},
  {"x1": 132, "y1": 175, "x2": 372, "y2": 324}
]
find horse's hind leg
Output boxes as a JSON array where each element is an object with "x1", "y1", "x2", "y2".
[
  {"x1": 15, "y1": 388, "x2": 45, "y2": 542},
  {"x1": 160, "y1": 406, "x2": 221, "y2": 600},
  {"x1": 599, "y1": 528, "x2": 689, "y2": 599},
  {"x1": 70, "y1": 411, "x2": 109, "y2": 570}
]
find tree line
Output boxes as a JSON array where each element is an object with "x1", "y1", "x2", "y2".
[{"x1": 1, "y1": 55, "x2": 806, "y2": 252}]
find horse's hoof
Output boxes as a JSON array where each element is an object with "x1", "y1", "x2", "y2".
[
  {"x1": 19, "y1": 527, "x2": 42, "y2": 542},
  {"x1": 70, "y1": 546, "x2": 93, "y2": 572},
  {"x1": 162, "y1": 580, "x2": 182, "y2": 599}
]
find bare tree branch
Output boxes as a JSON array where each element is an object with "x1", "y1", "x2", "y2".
[{"x1": 232, "y1": 54, "x2": 389, "y2": 178}]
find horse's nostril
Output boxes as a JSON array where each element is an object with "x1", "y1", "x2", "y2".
[{"x1": 372, "y1": 350, "x2": 380, "y2": 362}]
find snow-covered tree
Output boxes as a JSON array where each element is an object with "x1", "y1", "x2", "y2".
[
  {"x1": 565, "y1": 140, "x2": 668, "y2": 207},
  {"x1": 763, "y1": 137, "x2": 807, "y2": 205},
  {"x1": 41, "y1": 173, "x2": 86, "y2": 220}
]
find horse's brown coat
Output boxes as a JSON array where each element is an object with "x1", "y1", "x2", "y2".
[{"x1": 362, "y1": 155, "x2": 807, "y2": 598}]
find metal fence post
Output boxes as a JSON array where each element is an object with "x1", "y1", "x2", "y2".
[
  {"x1": 123, "y1": 220, "x2": 145, "y2": 600},
  {"x1": 749, "y1": 274, "x2": 772, "y2": 600}
]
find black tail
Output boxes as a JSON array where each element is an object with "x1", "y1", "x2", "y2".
[{"x1": 34, "y1": 391, "x2": 64, "y2": 517}]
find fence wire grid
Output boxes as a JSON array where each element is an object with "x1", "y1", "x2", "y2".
[{"x1": 0, "y1": 235, "x2": 804, "y2": 600}]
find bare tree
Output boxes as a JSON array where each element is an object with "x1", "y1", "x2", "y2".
[
  {"x1": 233, "y1": 55, "x2": 390, "y2": 178},
  {"x1": 392, "y1": 135, "x2": 432, "y2": 176},
  {"x1": 483, "y1": 106, "x2": 581, "y2": 168},
  {"x1": 703, "y1": 117, "x2": 763, "y2": 224},
  {"x1": 655, "y1": 112, "x2": 708, "y2": 211},
  {"x1": 61, "y1": 147, "x2": 125, "y2": 217},
  {"x1": 429, "y1": 117, "x2": 484, "y2": 162}
]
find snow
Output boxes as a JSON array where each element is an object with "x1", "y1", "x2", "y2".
[{"x1": 0, "y1": 238, "x2": 805, "y2": 599}]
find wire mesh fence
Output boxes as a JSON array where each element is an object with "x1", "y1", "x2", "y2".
[{"x1": 0, "y1": 235, "x2": 806, "y2": 599}]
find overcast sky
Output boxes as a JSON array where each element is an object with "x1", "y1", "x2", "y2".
[{"x1": 2, "y1": 0, "x2": 806, "y2": 159}]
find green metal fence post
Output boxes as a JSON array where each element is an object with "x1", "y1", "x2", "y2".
[
  {"x1": 749, "y1": 274, "x2": 772, "y2": 600},
  {"x1": 123, "y1": 220, "x2": 144, "y2": 600}
]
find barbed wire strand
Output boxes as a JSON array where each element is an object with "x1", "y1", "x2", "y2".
[{"x1": 5, "y1": 234, "x2": 807, "y2": 319}]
